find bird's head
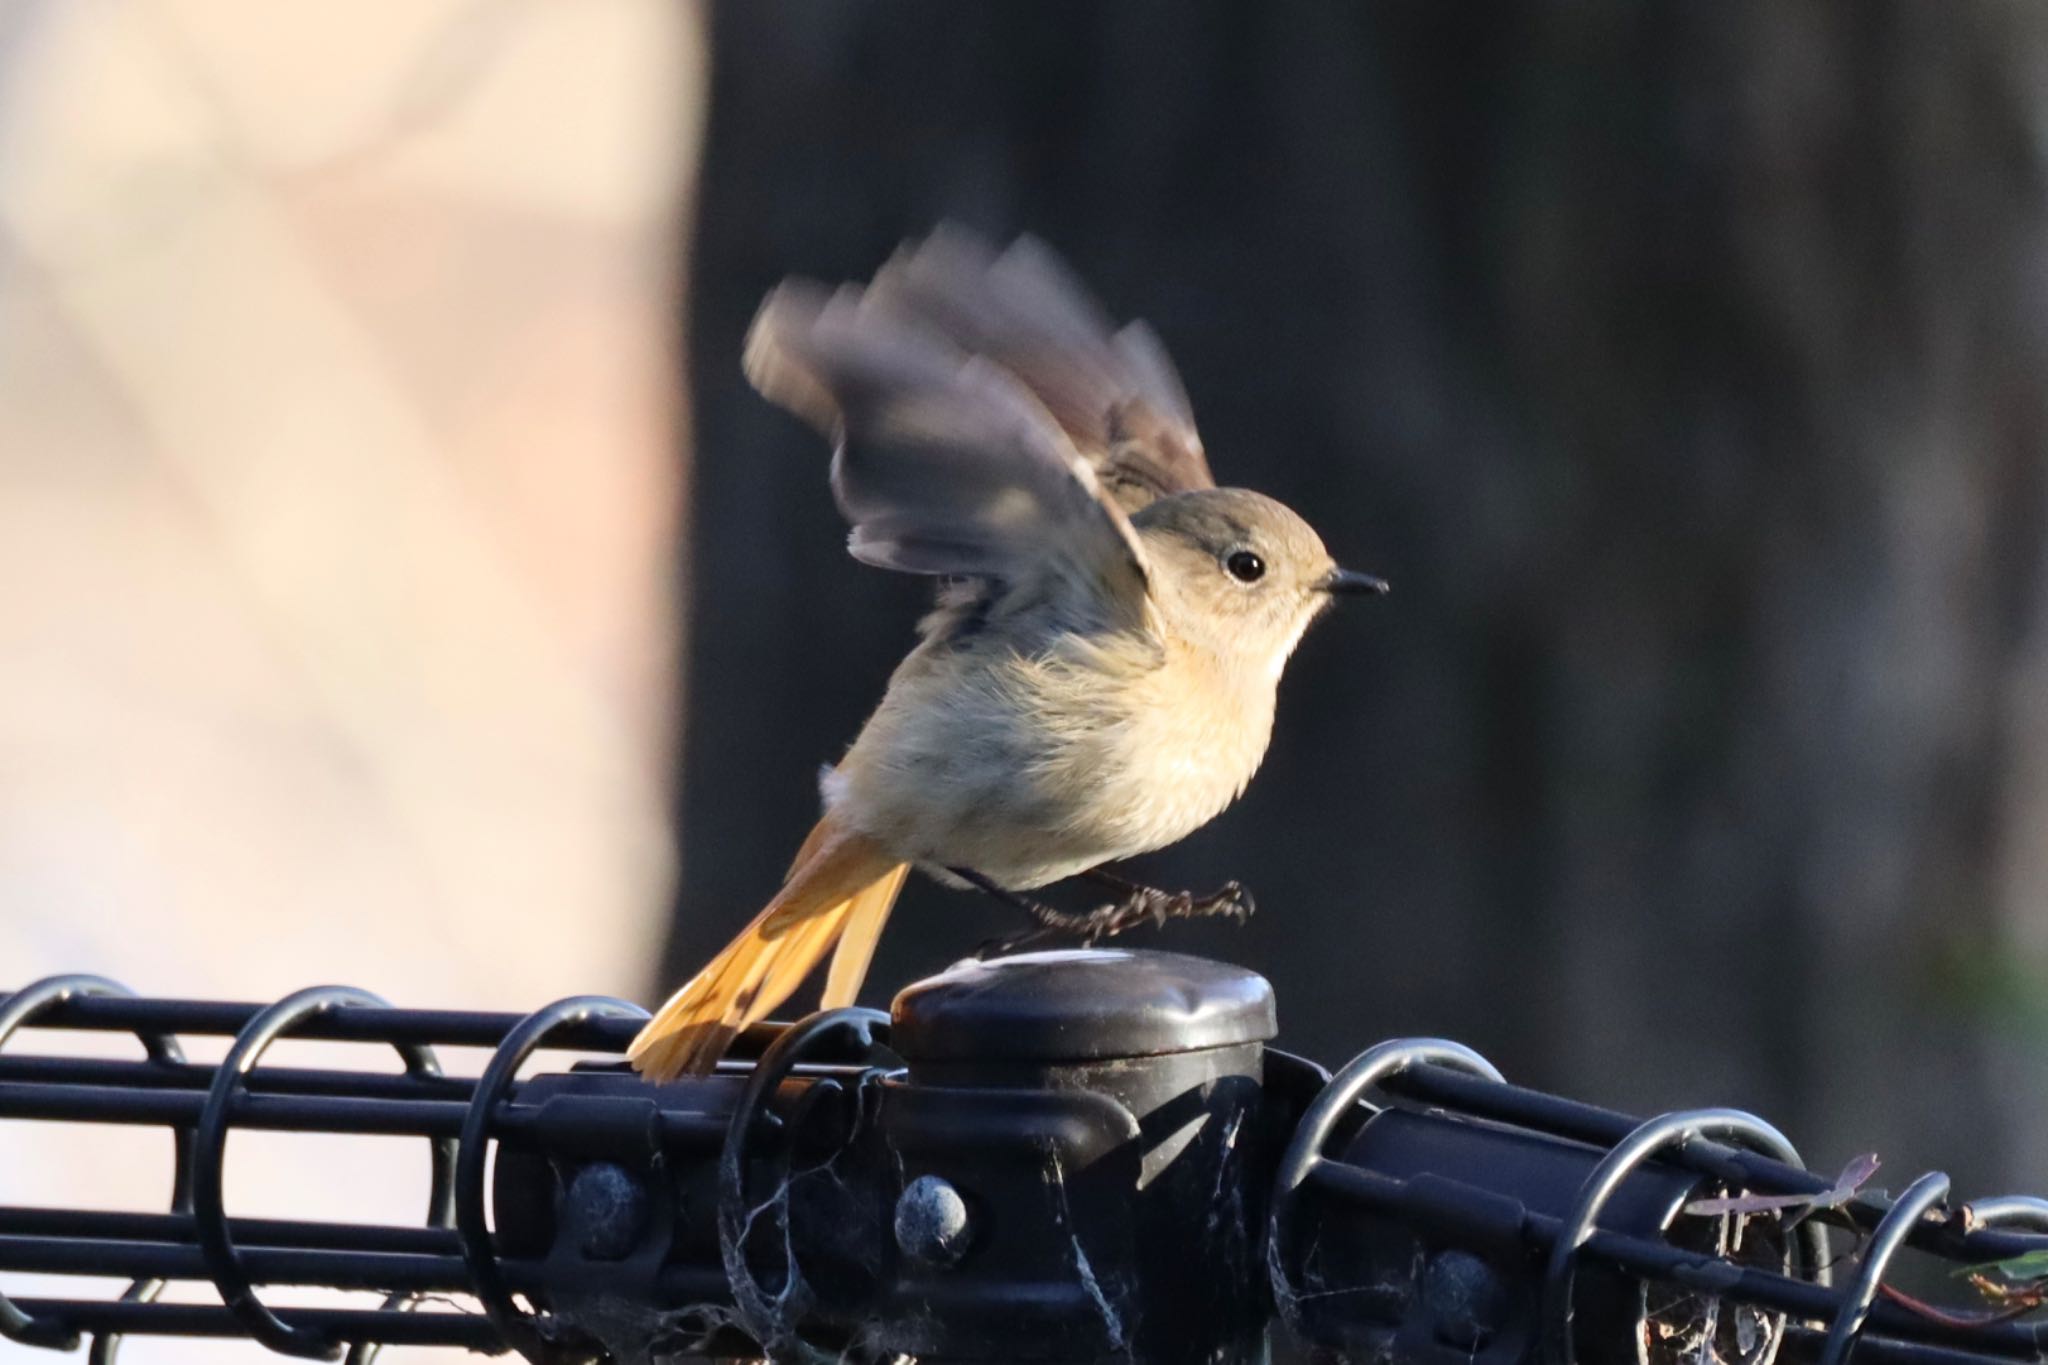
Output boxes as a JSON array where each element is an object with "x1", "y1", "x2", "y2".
[{"x1": 1132, "y1": 488, "x2": 1386, "y2": 681}]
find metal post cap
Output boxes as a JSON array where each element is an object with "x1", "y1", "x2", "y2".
[{"x1": 889, "y1": 948, "x2": 1276, "y2": 1063}]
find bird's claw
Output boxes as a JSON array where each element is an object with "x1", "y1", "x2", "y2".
[{"x1": 1195, "y1": 879, "x2": 1255, "y2": 925}]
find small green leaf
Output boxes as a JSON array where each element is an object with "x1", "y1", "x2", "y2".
[{"x1": 1955, "y1": 1250, "x2": 2048, "y2": 1284}]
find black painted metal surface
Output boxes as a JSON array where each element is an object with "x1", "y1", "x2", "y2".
[{"x1": 4, "y1": 954, "x2": 2048, "y2": 1364}]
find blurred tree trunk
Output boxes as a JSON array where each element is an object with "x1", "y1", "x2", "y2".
[{"x1": 670, "y1": 1, "x2": 2048, "y2": 1190}]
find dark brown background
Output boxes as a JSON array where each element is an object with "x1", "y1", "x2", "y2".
[{"x1": 665, "y1": 2, "x2": 2048, "y2": 1194}]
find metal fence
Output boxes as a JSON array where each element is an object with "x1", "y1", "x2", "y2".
[{"x1": 3, "y1": 951, "x2": 2047, "y2": 1364}]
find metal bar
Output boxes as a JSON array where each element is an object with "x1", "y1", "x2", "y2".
[
  {"x1": 1385, "y1": 1065, "x2": 2048, "y2": 1261},
  {"x1": 0, "y1": 1236, "x2": 471, "y2": 1294},
  {"x1": 0, "y1": 1054, "x2": 474, "y2": 1101},
  {"x1": 12, "y1": 1299, "x2": 505, "y2": 1350},
  {"x1": 0, "y1": 1232, "x2": 731, "y2": 1304},
  {"x1": 1777, "y1": 1325, "x2": 2048, "y2": 1365},
  {"x1": 1307, "y1": 1161, "x2": 2048, "y2": 1359},
  {"x1": 0, "y1": 992, "x2": 820, "y2": 1060},
  {"x1": 1384, "y1": 1066, "x2": 1835, "y2": 1192},
  {"x1": 0, "y1": 1082, "x2": 471, "y2": 1135},
  {"x1": 0, "y1": 1054, "x2": 871, "y2": 1105},
  {"x1": 0, "y1": 1084, "x2": 727, "y2": 1147},
  {"x1": 0, "y1": 996, "x2": 631, "y2": 1049},
  {"x1": 0, "y1": 1207, "x2": 457, "y2": 1256}
]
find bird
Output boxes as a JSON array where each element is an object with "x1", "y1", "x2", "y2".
[{"x1": 627, "y1": 227, "x2": 1386, "y2": 1081}]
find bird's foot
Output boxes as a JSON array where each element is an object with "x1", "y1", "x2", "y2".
[
  {"x1": 971, "y1": 876, "x2": 1255, "y2": 959},
  {"x1": 1080, "y1": 879, "x2": 1256, "y2": 940}
]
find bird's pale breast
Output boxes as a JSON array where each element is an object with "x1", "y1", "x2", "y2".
[{"x1": 827, "y1": 628, "x2": 1275, "y2": 889}]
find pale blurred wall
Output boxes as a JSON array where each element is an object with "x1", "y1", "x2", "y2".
[{"x1": 0, "y1": 2, "x2": 701, "y2": 1359}]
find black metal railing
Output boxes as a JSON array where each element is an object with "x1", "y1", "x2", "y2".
[{"x1": 4, "y1": 952, "x2": 2047, "y2": 1364}]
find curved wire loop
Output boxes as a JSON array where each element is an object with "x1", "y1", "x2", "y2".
[
  {"x1": 1541, "y1": 1107, "x2": 1825, "y2": 1365},
  {"x1": 0, "y1": 974, "x2": 186, "y2": 1354},
  {"x1": 344, "y1": 1027, "x2": 457, "y2": 1365},
  {"x1": 716, "y1": 1007, "x2": 894, "y2": 1365},
  {"x1": 192, "y1": 985, "x2": 446, "y2": 1361},
  {"x1": 1814, "y1": 1171, "x2": 1951, "y2": 1365},
  {"x1": 91, "y1": 1008, "x2": 199, "y2": 1365},
  {"x1": 343, "y1": 1294, "x2": 427, "y2": 1365},
  {"x1": 455, "y1": 995, "x2": 647, "y2": 1365},
  {"x1": 88, "y1": 1276, "x2": 185, "y2": 1365},
  {"x1": 1266, "y1": 1037, "x2": 1506, "y2": 1344}
]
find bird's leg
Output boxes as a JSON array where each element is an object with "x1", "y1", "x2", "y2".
[
  {"x1": 953, "y1": 865, "x2": 1146, "y2": 958},
  {"x1": 953, "y1": 867, "x2": 1090, "y2": 958},
  {"x1": 950, "y1": 866, "x2": 1066, "y2": 926},
  {"x1": 1078, "y1": 866, "x2": 1147, "y2": 896}
]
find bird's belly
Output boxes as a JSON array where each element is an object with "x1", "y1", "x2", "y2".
[
  {"x1": 831, "y1": 662, "x2": 1271, "y2": 890},
  {"x1": 911, "y1": 766, "x2": 1227, "y2": 889}
]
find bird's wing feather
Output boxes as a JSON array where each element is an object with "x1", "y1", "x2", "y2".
[
  {"x1": 745, "y1": 278, "x2": 1154, "y2": 629},
  {"x1": 863, "y1": 227, "x2": 1214, "y2": 508}
]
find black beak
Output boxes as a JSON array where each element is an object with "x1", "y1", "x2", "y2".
[{"x1": 1319, "y1": 567, "x2": 1390, "y2": 598}]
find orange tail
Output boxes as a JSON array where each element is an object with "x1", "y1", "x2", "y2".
[{"x1": 627, "y1": 814, "x2": 908, "y2": 1081}]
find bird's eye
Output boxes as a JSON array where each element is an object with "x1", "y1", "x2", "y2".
[{"x1": 1225, "y1": 550, "x2": 1266, "y2": 583}]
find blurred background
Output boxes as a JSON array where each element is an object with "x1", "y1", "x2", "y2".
[
  {"x1": 8, "y1": 1, "x2": 2048, "y2": 1358},
  {"x1": 1, "y1": 1, "x2": 695, "y2": 1358}
]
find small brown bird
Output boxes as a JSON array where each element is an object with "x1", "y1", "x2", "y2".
[{"x1": 628, "y1": 228, "x2": 1385, "y2": 1081}]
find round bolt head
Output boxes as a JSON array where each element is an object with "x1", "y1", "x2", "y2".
[
  {"x1": 565, "y1": 1162, "x2": 648, "y2": 1261},
  {"x1": 1424, "y1": 1248, "x2": 1507, "y2": 1349},
  {"x1": 894, "y1": 1174, "x2": 972, "y2": 1268}
]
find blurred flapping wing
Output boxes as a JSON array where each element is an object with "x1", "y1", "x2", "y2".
[
  {"x1": 744, "y1": 277, "x2": 1153, "y2": 627},
  {"x1": 864, "y1": 228, "x2": 1214, "y2": 509}
]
